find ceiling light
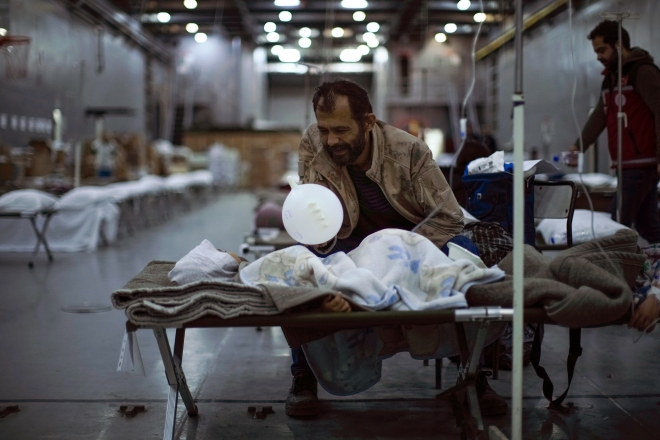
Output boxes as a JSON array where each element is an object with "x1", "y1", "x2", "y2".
[
  {"x1": 366, "y1": 38, "x2": 379, "y2": 48},
  {"x1": 274, "y1": 0, "x2": 300, "y2": 6},
  {"x1": 266, "y1": 32, "x2": 280, "y2": 42},
  {"x1": 264, "y1": 22, "x2": 277, "y2": 32},
  {"x1": 474, "y1": 12, "x2": 487, "y2": 22},
  {"x1": 341, "y1": 0, "x2": 368, "y2": 8},
  {"x1": 435, "y1": 32, "x2": 447, "y2": 43},
  {"x1": 157, "y1": 12, "x2": 170, "y2": 23},
  {"x1": 331, "y1": 27, "x2": 345, "y2": 38},
  {"x1": 194, "y1": 32, "x2": 207, "y2": 43},
  {"x1": 299, "y1": 27, "x2": 312, "y2": 37},
  {"x1": 444, "y1": 23, "x2": 458, "y2": 33},
  {"x1": 340, "y1": 48, "x2": 362, "y2": 62},
  {"x1": 366, "y1": 22, "x2": 380, "y2": 33},
  {"x1": 362, "y1": 31, "x2": 375, "y2": 41},
  {"x1": 457, "y1": 0, "x2": 471, "y2": 10},
  {"x1": 0, "y1": 28, "x2": 7, "y2": 37},
  {"x1": 183, "y1": 0, "x2": 197, "y2": 9},
  {"x1": 357, "y1": 44, "x2": 370, "y2": 55},
  {"x1": 186, "y1": 23, "x2": 199, "y2": 33},
  {"x1": 298, "y1": 37, "x2": 311, "y2": 48},
  {"x1": 279, "y1": 11, "x2": 292, "y2": 22},
  {"x1": 279, "y1": 48, "x2": 301, "y2": 63},
  {"x1": 271, "y1": 44, "x2": 283, "y2": 55},
  {"x1": 353, "y1": 11, "x2": 366, "y2": 21}
]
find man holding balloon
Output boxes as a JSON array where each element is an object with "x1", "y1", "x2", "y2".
[{"x1": 285, "y1": 78, "x2": 507, "y2": 418}]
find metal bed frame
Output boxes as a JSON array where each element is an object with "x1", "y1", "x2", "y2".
[
  {"x1": 0, "y1": 209, "x2": 57, "y2": 267},
  {"x1": 120, "y1": 307, "x2": 554, "y2": 440}
]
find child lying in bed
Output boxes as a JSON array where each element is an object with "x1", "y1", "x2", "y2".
[{"x1": 226, "y1": 250, "x2": 352, "y2": 314}]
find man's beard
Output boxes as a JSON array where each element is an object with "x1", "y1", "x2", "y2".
[
  {"x1": 323, "y1": 125, "x2": 367, "y2": 167},
  {"x1": 602, "y1": 52, "x2": 618, "y2": 71}
]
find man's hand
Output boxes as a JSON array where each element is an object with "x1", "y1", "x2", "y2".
[
  {"x1": 321, "y1": 293, "x2": 351, "y2": 313},
  {"x1": 630, "y1": 294, "x2": 660, "y2": 333},
  {"x1": 569, "y1": 144, "x2": 579, "y2": 153}
]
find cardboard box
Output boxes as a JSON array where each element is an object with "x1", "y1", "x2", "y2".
[{"x1": 25, "y1": 140, "x2": 53, "y2": 177}]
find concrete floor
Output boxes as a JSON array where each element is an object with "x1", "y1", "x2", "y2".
[{"x1": 1, "y1": 191, "x2": 660, "y2": 439}]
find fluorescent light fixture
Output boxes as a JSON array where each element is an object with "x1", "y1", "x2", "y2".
[
  {"x1": 457, "y1": 0, "x2": 471, "y2": 10},
  {"x1": 157, "y1": 12, "x2": 171, "y2": 23},
  {"x1": 435, "y1": 32, "x2": 447, "y2": 43},
  {"x1": 0, "y1": 29, "x2": 7, "y2": 37},
  {"x1": 331, "y1": 27, "x2": 345, "y2": 38},
  {"x1": 279, "y1": 11, "x2": 292, "y2": 21},
  {"x1": 299, "y1": 27, "x2": 312, "y2": 37},
  {"x1": 341, "y1": 0, "x2": 368, "y2": 8},
  {"x1": 353, "y1": 11, "x2": 366, "y2": 21},
  {"x1": 264, "y1": 22, "x2": 277, "y2": 32},
  {"x1": 274, "y1": 0, "x2": 300, "y2": 6},
  {"x1": 183, "y1": 0, "x2": 197, "y2": 9},
  {"x1": 357, "y1": 44, "x2": 370, "y2": 55},
  {"x1": 474, "y1": 12, "x2": 487, "y2": 22},
  {"x1": 266, "y1": 32, "x2": 280, "y2": 42},
  {"x1": 271, "y1": 44, "x2": 283, "y2": 55},
  {"x1": 266, "y1": 63, "x2": 308, "y2": 74},
  {"x1": 362, "y1": 31, "x2": 376, "y2": 41},
  {"x1": 298, "y1": 37, "x2": 311, "y2": 48},
  {"x1": 186, "y1": 23, "x2": 199, "y2": 33},
  {"x1": 279, "y1": 48, "x2": 301, "y2": 63},
  {"x1": 194, "y1": 32, "x2": 207, "y2": 43},
  {"x1": 366, "y1": 22, "x2": 380, "y2": 33},
  {"x1": 340, "y1": 49, "x2": 361, "y2": 62},
  {"x1": 366, "y1": 38, "x2": 379, "y2": 48},
  {"x1": 444, "y1": 23, "x2": 458, "y2": 33}
]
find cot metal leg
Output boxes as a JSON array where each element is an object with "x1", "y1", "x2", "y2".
[
  {"x1": 461, "y1": 321, "x2": 490, "y2": 432},
  {"x1": 438, "y1": 321, "x2": 490, "y2": 434},
  {"x1": 154, "y1": 328, "x2": 198, "y2": 440},
  {"x1": 435, "y1": 358, "x2": 443, "y2": 389},
  {"x1": 492, "y1": 338, "x2": 501, "y2": 380},
  {"x1": 28, "y1": 213, "x2": 54, "y2": 268}
]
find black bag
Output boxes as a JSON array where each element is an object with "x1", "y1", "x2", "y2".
[{"x1": 462, "y1": 172, "x2": 536, "y2": 247}]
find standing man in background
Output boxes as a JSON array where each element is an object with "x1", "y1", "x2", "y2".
[
  {"x1": 287, "y1": 78, "x2": 507, "y2": 419},
  {"x1": 571, "y1": 20, "x2": 660, "y2": 243}
]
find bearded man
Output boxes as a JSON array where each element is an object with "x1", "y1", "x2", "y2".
[
  {"x1": 570, "y1": 20, "x2": 660, "y2": 243},
  {"x1": 285, "y1": 78, "x2": 507, "y2": 418}
]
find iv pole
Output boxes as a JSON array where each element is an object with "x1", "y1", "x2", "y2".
[
  {"x1": 510, "y1": 0, "x2": 525, "y2": 438},
  {"x1": 599, "y1": 11, "x2": 639, "y2": 222}
]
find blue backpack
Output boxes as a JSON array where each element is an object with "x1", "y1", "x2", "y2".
[{"x1": 461, "y1": 172, "x2": 536, "y2": 247}]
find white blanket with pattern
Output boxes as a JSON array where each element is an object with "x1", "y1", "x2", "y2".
[{"x1": 240, "y1": 229, "x2": 504, "y2": 311}]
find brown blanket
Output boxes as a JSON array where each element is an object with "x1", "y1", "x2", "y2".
[{"x1": 467, "y1": 229, "x2": 645, "y2": 327}]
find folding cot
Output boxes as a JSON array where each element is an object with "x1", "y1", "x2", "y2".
[{"x1": 118, "y1": 305, "x2": 605, "y2": 440}]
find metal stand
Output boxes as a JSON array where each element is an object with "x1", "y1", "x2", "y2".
[
  {"x1": 511, "y1": 1, "x2": 525, "y2": 439},
  {"x1": 27, "y1": 210, "x2": 55, "y2": 268},
  {"x1": 599, "y1": 11, "x2": 640, "y2": 222},
  {"x1": 153, "y1": 328, "x2": 198, "y2": 440}
]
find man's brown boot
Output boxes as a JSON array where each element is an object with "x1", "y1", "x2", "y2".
[
  {"x1": 285, "y1": 372, "x2": 320, "y2": 417},
  {"x1": 475, "y1": 371, "x2": 508, "y2": 416}
]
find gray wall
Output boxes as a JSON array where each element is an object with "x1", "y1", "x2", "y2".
[
  {"x1": 491, "y1": 0, "x2": 660, "y2": 171},
  {"x1": 266, "y1": 72, "x2": 373, "y2": 132},
  {"x1": 0, "y1": 0, "x2": 169, "y2": 148},
  {"x1": 176, "y1": 34, "x2": 267, "y2": 128}
]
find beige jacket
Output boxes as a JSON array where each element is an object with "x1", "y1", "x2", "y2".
[{"x1": 298, "y1": 120, "x2": 464, "y2": 252}]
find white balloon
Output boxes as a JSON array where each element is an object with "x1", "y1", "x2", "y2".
[{"x1": 282, "y1": 177, "x2": 343, "y2": 245}]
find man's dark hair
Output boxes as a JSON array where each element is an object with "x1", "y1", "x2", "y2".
[
  {"x1": 588, "y1": 20, "x2": 631, "y2": 50},
  {"x1": 312, "y1": 78, "x2": 373, "y2": 123}
]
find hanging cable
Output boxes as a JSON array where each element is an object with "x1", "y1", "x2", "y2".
[{"x1": 449, "y1": 0, "x2": 485, "y2": 188}]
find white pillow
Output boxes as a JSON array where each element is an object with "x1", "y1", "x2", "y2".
[
  {"x1": 54, "y1": 186, "x2": 115, "y2": 210},
  {"x1": 537, "y1": 209, "x2": 629, "y2": 245},
  {"x1": 0, "y1": 189, "x2": 58, "y2": 214},
  {"x1": 461, "y1": 207, "x2": 480, "y2": 225}
]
